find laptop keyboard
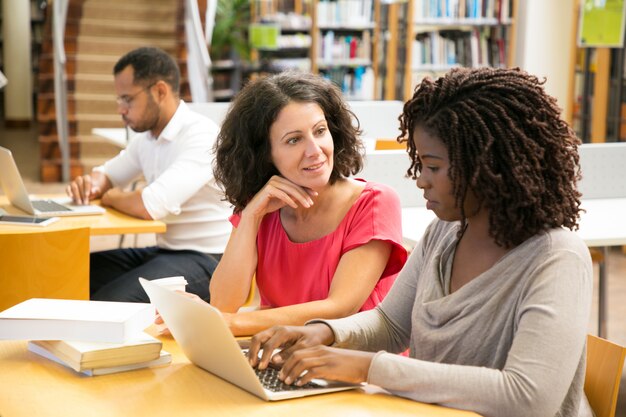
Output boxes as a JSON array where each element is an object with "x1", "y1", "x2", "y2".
[
  {"x1": 255, "y1": 366, "x2": 322, "y2": 392},
  {"x1": 31, "y1": 199, "x2": 72, "y2": 212}
]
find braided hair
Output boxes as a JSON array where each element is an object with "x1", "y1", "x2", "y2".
[{"x1": 399, "y1": 67, "x2": 582, "y2": 248}]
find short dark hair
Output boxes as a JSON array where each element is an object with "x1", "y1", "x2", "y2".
[
  {"x1": 399, "y1": 67, "x2": 582, "y2": 248},
  {"x1": 113, "y1": 47, "x2": 180, "y2": 94},
  {"x1": 214, "y1": 71, "x2": 364, "y2": 211}
]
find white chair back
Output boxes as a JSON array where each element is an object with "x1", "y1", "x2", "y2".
[
  {"x1": 578, "y1": 143, "x2": 626, "y2": 199},
  {"x1": 347, "y1": 100, "x2": 403, "y2": 140},
  {"x1": 358, "y1": 150, "x2": 425, "y2": 208},
  {"x1": 187, "y1": 102, "x2": 232, "y2": 127}
]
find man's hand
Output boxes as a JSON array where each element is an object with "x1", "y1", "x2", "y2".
[{"x1": 66, "y1": 171, "x2": 110, "y2": 205}]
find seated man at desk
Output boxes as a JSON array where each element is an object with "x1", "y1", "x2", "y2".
[{"x1": 67, "y1": 47, "x2": 231, "y2": 303}]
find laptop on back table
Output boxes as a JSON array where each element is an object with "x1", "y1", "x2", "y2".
[
  {"x1": 139, "y1": 278, "x2": 360, "y2": 401},
  {"x1": 0, "y1": 146, "x2": 104, "y2": 217}
]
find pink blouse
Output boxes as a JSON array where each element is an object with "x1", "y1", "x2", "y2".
[{"x1": 230, "y1": 180, "x2": 407, "y2": 311}]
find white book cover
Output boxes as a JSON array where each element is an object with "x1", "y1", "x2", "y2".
[
  {"x1": 28, "y1": 342, "x2": 171, "y2": 376},
  {"x1": 0, "y1": 298, "x2": 155, "y2": 343}
]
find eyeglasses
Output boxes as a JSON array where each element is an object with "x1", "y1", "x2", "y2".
[{"x1": 115, "y1": 82, "x2": 156, "y2": 108}]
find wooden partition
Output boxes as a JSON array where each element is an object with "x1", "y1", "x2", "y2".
[{"x1": 0, "y1": 227, "x2": 90, "y2": 311}]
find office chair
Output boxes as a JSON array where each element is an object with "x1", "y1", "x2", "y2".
[
  {"x1": 374, "y1": 139, "x2": 406, "y2": 150},
  {"x1": 237, "y1": 276, "x2": 258, "y2": 312},
  {"x1": 584, "y1": 334, "x2": 626, "y2": 417}
]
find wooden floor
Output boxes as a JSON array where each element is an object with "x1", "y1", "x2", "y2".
[{"x1": 2, "y1": 123, "x2": 626, "y2": 415}]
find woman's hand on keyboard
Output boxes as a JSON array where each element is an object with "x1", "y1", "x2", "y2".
[
  {"x1": 248, "y1": 323, "x2": 335, "y2": 370},
  {"x1": 279, "y1": 346, "x2": 374, "y2": 386}
]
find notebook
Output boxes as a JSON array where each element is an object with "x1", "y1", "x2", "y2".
[
  {"x1": 139, "y1": 278, "x2": 361, "y2": 401},
  {"x1": 0, "y1": 146, "x2": 105, "y2": 217}
]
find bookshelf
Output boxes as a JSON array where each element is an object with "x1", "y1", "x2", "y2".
[
  {"x1": 211, "y1": 57, "x2": 244, "y2": 102},
  {"x1": 397, "y1": 0, "x2": 517, "y2": 101},
  {"x1": 312, "y1": 0, "x2": 378, "y2": 100},
  {"x1": 567, "y1": 0, "x2": 623, "y2": 144},
  {"x1": 250, "y1": 0, "x2": 379, "y2": 100},
  {"x1": 0, "y1": 0, "x2": 47, "y2": 119},
  {"x1": 249, "y1": 0, "x2": 313, "y2": 74},
  {"x1": 208, "y1": 0, "x2": 250, "y2": 102},
  {"x1": 30, "y1": 0, "x2": 47, "y2": 100},
  {"x1": 378, "y1": 1, "x2": 409, "y2": 100}
]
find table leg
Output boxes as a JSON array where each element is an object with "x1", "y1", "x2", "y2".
[{"x1": 598, "y1": 246, "x2": 609, "y2": 338}]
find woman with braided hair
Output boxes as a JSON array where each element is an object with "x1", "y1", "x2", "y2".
[{"x1": 247, "y1": 67, "x2": 594, "y2": 417}]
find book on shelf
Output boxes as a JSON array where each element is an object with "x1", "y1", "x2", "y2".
[
  {"x1": 412, "y1": 27, "x2": 502, "y2": 70},
  {"x1": 28, "y1": 331, "x2": 162, "y2": 372},
  {"x1": 28, "y1": 340, "x2": 171, "y2": 376},
  {"x1": 0, "y1": 298, "x2": 155, "y2": 343},
  {"x1": 413, "y1": 0, "x2": 509, "y2": 20},
  {"x1": 317, "y1": 0, "x2": 373, "y2": 27}
]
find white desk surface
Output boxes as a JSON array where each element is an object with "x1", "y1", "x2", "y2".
[
  {"x1": 91, "y1": 128, "x2": 130, "y2": 148},
  {"x1": 576, "y1": 198, "x2": 626, "y2": 247},
  {"x1": 402, "y1": 197, "x2": 626, "y2": 248}
]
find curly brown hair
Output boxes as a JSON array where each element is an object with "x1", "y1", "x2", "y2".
[
  {"x1": 399, "y1": 67, "x2": 582, "y2": 248},
  {"x1": 214, "y1": 71, "x2": 364, "y2": 211}
]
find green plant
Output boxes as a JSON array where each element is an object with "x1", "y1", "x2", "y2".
[{"x1": 211, "y1": 0, "x2": 251, "y2": 61}]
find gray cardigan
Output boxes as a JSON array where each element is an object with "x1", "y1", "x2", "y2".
[{"x1": 320, "y1": 219, "x2": 594, "y2": 417}]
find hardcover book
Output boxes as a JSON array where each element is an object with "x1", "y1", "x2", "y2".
[
  {"x1": 28, "y1": 332, "x2": 162, "y2": 371},
  {"x1": 28, "y1": 341, "x2": 171, "y2": 376},
  {"x1": 0, "y1": 298, "x2": 155, "y2": 343}
]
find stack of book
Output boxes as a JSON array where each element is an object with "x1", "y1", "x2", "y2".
[
  {"x1": 27, "y1": 333, "x2": 170, "y2": 376},
  {"x1": 0, "y1": 297, "x2": 172, "y2": 376}
]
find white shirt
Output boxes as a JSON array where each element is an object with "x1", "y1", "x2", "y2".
[{"x1": 98, "y1": 101, "x2": 232, "y2": 254}]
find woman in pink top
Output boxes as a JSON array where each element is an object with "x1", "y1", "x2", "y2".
[{"x1": 209, "y1": 71, "x2": 407, "y2": 336}]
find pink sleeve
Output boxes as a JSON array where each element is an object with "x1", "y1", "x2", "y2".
[
  {"x1": 229, "y1": 212, "x2": 241, "y2": 228},
  {"x1": 343, "y1": 183, "x2": 407, "y2": 281}
]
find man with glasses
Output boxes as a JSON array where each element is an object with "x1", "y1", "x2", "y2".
[{"x1": 67, "y1": 47, "x2": 231, "y2": 303}]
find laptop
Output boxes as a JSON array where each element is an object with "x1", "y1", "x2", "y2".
[
  {"x1": 139, "y1": 278, "x2": 361, "y2": 401},
  {"x1": 0, "y1": 146, "x2": 105, "y2": 217}
]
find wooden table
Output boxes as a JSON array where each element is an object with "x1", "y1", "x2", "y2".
[
  {"x1": 0, "y1": 196, "x2": 166, "y2": 309},
  {"x1": 0, "y1": 329, "x2": 479, "y2": 417},
  {"x1": 0, "y1": 196, "x2": 166, "y2": 236}
]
